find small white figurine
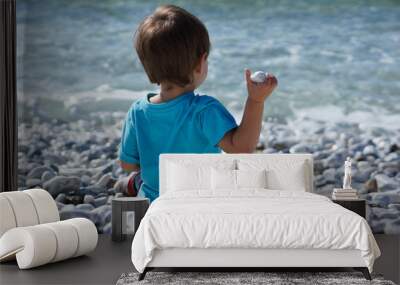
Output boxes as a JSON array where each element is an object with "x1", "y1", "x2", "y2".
[
  {"x1": 250, "y1": 71, "x2": 268, "y2": 83},
  {"x1": 343, "y1": 157, "x2": 352, "y2": 189}
]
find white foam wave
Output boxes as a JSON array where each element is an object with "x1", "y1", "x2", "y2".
[
  {"x1": 292, "y1": 105, "x2": 400, "y2": 131},
  {"x1": 59, "y1": 85, "x2": 399, "y2": 132},
  {"x1": 64, "y1": 84, "x2": 149, "y2": 108}
]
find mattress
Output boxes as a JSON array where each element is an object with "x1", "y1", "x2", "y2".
[{"x1": 131, "y1": 189, "x2": 380, "y2": 273}]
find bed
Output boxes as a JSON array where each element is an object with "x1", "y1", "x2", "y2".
[{"x1": 131, "y1": 153, "x2": 381, "y2": 281}]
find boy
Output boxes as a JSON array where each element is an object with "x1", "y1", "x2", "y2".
[{"x1": 115, "y1": 5, "x2": 277, "y2": 202}]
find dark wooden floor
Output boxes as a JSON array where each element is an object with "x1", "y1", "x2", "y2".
[
  {"x1": 1, "y1": 234, "x2": 398, "y2": 285},
  {"x1": 0, "y1": 235, "x2": 134, "y2": 285}
]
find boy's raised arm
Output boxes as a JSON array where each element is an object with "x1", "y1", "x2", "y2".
[{"x1": 219, "y1": 69, "x2": 277, "y2": 153}]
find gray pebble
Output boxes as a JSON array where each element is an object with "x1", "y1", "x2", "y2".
[
  {"x1": 81, "y1": 175, "x2": 91, "y2": 186},
  {"x1": 60, "y1": 204, "x2": 75, "y2": 212},
  {"x1": 56, "y1": 201, "x2": 65, "y2": 211},
  {"x1": 83, "y1": 194, "x2": 95, "y2": 205},
  {"x1": 357, "y1": 161, "x2": 370, "y2": 169},
  {"x1": 384, "y1": 152, "x2": 399, "y2": 162},
  {"x1": 315, "y1": 175, "x2": 327, "y2": 187},
  {"x1": 353, "y1": 167, "x2": 375, "y2": 183},
  {"x1": 26, "y1": 178, "x2": 42, "y2": 188},
  {"x1": 41, "y1": 170, "x2": 56, "y2": 183},
  {"x1": 43, "y1": 175, "x2": 81, "y2": 197},
  {"x1": 388, "y1": 204, "x2": 400, "y2": 211},
  {"x1": 315, "y1": 184, "x2": 335, "y2": 196},
  {"x1": 97, "y1": 174, "x2": 113, "y2": 188},
  {"x1": 27, "y1": 166, "x2": 54, "y2": 179},
  {"x1": 374, "y1": 174, "x2": 398, "y2": 191},
  {"x1": 81, "y1": 185, "x2": 107, "y2": 195},
  {"x1": 322, "y1": 168, "x2": 336, "y2": 184},
  {"x1": 102, "y1": 222, "x2": 112, "y2": 235},
  {"x1": 60, "y1": 208, "x2": 92, "y2": 221},
  {"x1": 76, "y1": 203, "x2": 95, "y2": 211},
  {"x1": 58, "y1": 167, "x2": 92, "y2": 177},
  {"x1": 94, "y1": 196, "x2": 108, "y2": 207},
  {"x1": 289, "y1": 143, "x2": 313, "y2": 154},
  {"x1": 91, "y1": 205, "x2": 112, "y2": 227},
  {"x1": 55, "y1": 193, "x2": 67, "y2": 203},
  {"x1": 363, "y1": 145, "x2": 377, "y2": 156},
  {"x1": 43, "y1": 154, "x2": 66, "y2": 165},
  {"x1": 367, "y1": 190, "x2": 400, "y2": 207}
]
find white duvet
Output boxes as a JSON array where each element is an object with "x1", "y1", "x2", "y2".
[{"x1": 131, "y1": 189, "x2": 380, "y2": 273}]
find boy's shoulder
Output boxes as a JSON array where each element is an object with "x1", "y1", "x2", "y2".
[
  {"x1": 194, "y1": 94, "x2": 218, "y2": 104},
  {"x1": 193, "y1": 94, "x2": 225, "y2": 112},
  {"x1": 129, "y1": 95, "x2": 147, "y2": 112}
]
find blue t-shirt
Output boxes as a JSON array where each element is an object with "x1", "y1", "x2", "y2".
[{"x1": 118, "y1": 90, "x2": 238, "y2": 202}]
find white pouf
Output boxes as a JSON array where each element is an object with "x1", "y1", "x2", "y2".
[{"x1": 0, "y1": 189, "x2": 98, "y2": 269}]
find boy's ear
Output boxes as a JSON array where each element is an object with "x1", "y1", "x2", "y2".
[{"x1": 195, "y1": 53, "x2": 208, "y2": 73}]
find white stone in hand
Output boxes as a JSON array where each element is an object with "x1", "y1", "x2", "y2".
[{"x1": 250, "y1": 71, "x2": 268, "y2": 83}]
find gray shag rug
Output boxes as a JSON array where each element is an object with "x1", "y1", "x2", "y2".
[{"x1": 116, "y1": 271, "x2": 395, "y2": 285}]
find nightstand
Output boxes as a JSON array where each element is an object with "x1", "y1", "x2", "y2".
[
  {"x1": 332, "y1": 199, "x2": 366, "y2": 218},
  {"x1": 111, "y1": 197, "x2": 150, "y2": 242}
]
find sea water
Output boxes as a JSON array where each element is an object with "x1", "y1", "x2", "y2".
[{"x1": 16, "y1": 0, "x2": 400, "y2": 129}]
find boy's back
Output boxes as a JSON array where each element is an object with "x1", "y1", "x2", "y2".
[{"x1": 119, "y1": 91, "x2": 237, "y2": 201}]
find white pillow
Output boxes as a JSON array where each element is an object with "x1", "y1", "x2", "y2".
[
  {"x1": 167, "y1": 159, "x2": 236, "y2": 192},
  {"x1": 211, "y1": 168, "x2": 268, "y2": 190},
  {"x1": 236, "y1": 169, "x2": 267, "y2": 189},
  {"x1": 237, "y1": 158, "x2": 307, "y2": 191},
  {"x1": 267, "y1": 167, "x2": 306, "y2": 191},
  {"x1": 211, "y1": 168, "x2": 236, "y2": 190}
]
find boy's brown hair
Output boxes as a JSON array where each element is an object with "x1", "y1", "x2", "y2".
[{"x1": 134, "y1": 5, "x2": 210, "y2": 87}]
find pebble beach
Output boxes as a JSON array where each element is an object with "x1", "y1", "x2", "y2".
[{"x1": 17, "y1": 98, "x2": 400, "y2": 235}]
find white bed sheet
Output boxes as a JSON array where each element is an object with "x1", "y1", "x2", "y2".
[{"x1": 131, "y1": 189, "x2": 380, "y2": 273}]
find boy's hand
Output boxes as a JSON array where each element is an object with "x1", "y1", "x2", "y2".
[{"x1": 245, "y1": 68, "x2": 278, "y2": 103}]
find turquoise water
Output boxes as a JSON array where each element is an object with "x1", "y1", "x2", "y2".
[{"x1": 17, "y1": 0, "x2": 400, "y2": 127}]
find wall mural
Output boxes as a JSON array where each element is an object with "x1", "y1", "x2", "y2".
[{"x1": 17, "y1": 0, "x2": 400, "y2": 234}]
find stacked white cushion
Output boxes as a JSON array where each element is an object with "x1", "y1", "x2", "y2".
[
  {"x1": 237, "y1": 157, "x2": 311, "y2": 192},
  {"x1": 0, "y1": 189, "x2": 98, "y2": 269},
  {"x1": 0, "y1": 225, "x2": 57, "y2": 268},
  {"x1": 64, "y1": 218, "x2": 98, "y2": 257},
  {"x1": 1, "y1": 191, "x2": 40, "y2": 227},
  {"x1": 0, "y1": 218, "x2": 97, "y2": 269},
  {"x1": 0, "y1": 189, "x2": 59, "y2": 236},
  {"x1": 24, "y1": 188, "x2": 60, "y2": 223},
  {"x1": 0, "y1": 196, "x2": 17, "y2": 237},
  {"x1": 42, "y1": 221, "x2": 79, "y2": 262}
]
